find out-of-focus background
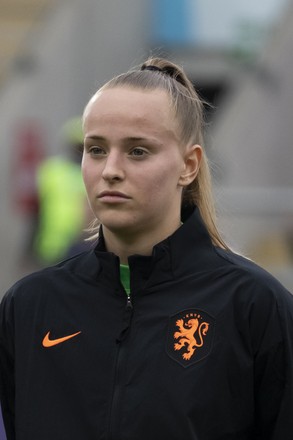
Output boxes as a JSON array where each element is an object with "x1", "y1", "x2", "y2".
[{"x1": 1, "y1": 0, "x2": 293, "y2": 297}]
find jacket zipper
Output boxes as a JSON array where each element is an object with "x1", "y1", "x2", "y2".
[
  {"x1": 126, "y1": 294, "x2": 132, "y2": 311},
  {"x1": 108, "y1": 293, "x2": 133, "y2": 439}
]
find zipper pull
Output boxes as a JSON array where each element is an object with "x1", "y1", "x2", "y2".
[{"x1": 126, "y1": 294, "x2": 133, "y2": 310}]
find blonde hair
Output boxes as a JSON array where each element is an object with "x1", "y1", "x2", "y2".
[{"x1": 84, "y1": 57, "x2": 228, "y2": 250}]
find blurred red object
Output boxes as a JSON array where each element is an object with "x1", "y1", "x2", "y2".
[{"x1": 12, "y1": 122, "x2": 45, "y2": 215}]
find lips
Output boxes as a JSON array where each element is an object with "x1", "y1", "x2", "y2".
[{"x1": 98, "y1": 191, "x2": 131, "y2": 202}]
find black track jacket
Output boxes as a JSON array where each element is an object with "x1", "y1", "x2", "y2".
[{"x1": 1, "y1": 208, "x2": 293, "y2": 440}]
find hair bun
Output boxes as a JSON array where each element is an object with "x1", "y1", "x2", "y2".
[
  {"x1": 141, "y1": 59, "x2": 185, "y2": 86},
  {"x1": 141, "y1": 65, "x2": 163, "y2": 73}
]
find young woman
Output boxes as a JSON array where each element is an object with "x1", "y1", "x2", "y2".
[{"x1": 1, "y1": 57, "x2": 293, "y2": 440}]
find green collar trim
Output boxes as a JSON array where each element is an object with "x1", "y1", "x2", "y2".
[{"x1": 119, "y1": 264, "x2": 130, "y2": 295}]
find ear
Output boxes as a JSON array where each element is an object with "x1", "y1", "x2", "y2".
[{"x1": 178, "y1": 144, "x2": 202, "y2": 187}]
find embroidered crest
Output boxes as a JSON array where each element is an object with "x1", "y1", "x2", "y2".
[{"x1": 166, "y1": 310, "x2": 215, "y2": 367}]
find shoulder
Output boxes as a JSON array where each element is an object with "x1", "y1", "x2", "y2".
[
  {"x1": 1, "y1": 250, "x2": 99, "y2": 306},
  {"x1": 215, "y1": 246, "x2": 286, "y2": 287},
  {"x1": 213, "y1": 249, "x2": 293, "y2": 361},
  {"x1": 214, "y1": 247, "x2": 293, "y2": 313}
]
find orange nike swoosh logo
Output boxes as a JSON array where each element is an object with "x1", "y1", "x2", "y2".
[{"x1": 42, "y1": 331, "x2": 81, "y2": 348}]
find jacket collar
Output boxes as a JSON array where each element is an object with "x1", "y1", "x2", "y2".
[{"x1": 91, "y1": 207, "x2": 215, "y2": 291}]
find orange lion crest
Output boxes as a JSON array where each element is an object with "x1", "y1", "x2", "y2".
[{"x1": 173, "y1": 314, "x2": 209, "y2": 361}]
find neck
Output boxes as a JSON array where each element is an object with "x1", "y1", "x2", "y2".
[{"x1": 102, "y1": 219, "x2": 181, "y2": 264}]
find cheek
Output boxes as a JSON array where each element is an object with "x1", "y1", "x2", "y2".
[
  {"x1": 140, "y1": 162, "x2": 182, "y2": 198},
  {"x1": 81, "y1": 161, "x2": 97, "y2": 193},
  {"x1": 154, "y1": 158, "x2": 183, "y2": 186},
  {"x1": 81, "y1": 155, "x2": 87, "y2": 181}
]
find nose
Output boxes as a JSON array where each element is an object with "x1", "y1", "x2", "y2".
[{"x1": 101, "y1": 150, "x2": 124, "y2": 182}]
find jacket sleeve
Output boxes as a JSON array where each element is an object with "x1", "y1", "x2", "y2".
[
  {"x1": 0, "y1": 291, "x2": 16, "y2": 440},
  {"x1": 251, "y1": 281, "x2": 293, "y2": 439}
]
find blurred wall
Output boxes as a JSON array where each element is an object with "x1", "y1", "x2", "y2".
[
  {"x1": 211, "y1": 3, "x2": 293, "y2": 289},
  {"x1": 0, "y1": 0, "x2": 292, "y2": 296}
]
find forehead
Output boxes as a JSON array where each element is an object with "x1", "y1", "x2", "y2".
[{"x1": 83, "y1": 87, "x2": 178, "y2": 139}]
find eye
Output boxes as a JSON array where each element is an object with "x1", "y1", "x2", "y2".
[
  {"x1": 88, "y1": 146, "x2": 106, "y2": 156},
  {"x1": 129, "y1": 147, "x2": 148, "y2": 158}
]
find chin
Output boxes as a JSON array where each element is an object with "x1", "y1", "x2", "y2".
[{"x1": 99, "y1": 213, "x2": 139, "y2": 234}]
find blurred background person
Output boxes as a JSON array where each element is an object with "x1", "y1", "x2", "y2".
[{"x1": 32, "y1": 116, "x2": 91, "y2": 266}]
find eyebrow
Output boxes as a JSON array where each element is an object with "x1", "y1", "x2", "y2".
[{"x1": 84, "y1": 135, "x2": 160, "y2": 144}]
